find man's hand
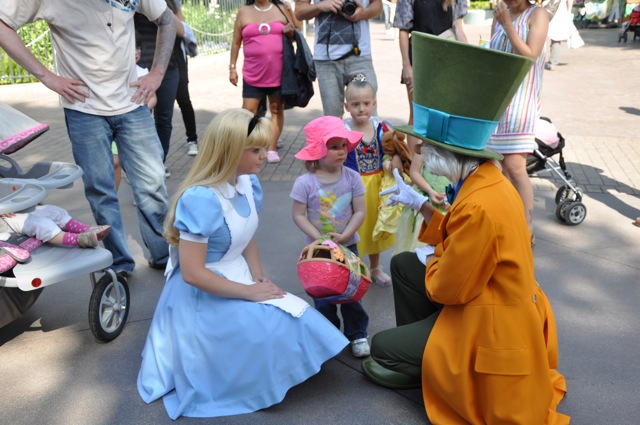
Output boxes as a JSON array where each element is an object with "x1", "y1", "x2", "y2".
[
  {"x1": 319, "y1": 0, "x2": 345, "y2": 14},
  {"x1": 380, "y1": 168, "x2": 429, "y2": 211},
  {"x1": 130, "y1": 72, "x2": 162, "y2": 105},
  {"x1": 40, "y1": 73, "x2": 88, "y2": 104}
]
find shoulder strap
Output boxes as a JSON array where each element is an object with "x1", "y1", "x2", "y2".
[{"x1": 274, "y1": 2, "x2": 291, "y2": 24}]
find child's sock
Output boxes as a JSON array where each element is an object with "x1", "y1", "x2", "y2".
[
  {"x1": 62, "y1": 232, "x2": 79, "y2": 246},
  {"x1": 62, "y1": 230, "x2": 98, "y2": 248},
  {"x1": 63, "y1": 219, "x2": 92, "y2": 233}
]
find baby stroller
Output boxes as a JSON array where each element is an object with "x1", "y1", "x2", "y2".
[
  {"x1": 0, "y1": 104, "x2": 129, "y2": 342},
  {"x1": 526, "y1": 117, "x2": 587, "y2": 226},
  {"x1": 618, "y1": 3, "x2": 640, "y2": 42}
]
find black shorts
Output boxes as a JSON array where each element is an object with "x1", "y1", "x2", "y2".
[{"x1": 242, "y1": 81, "x2": 282, "y2": 99}]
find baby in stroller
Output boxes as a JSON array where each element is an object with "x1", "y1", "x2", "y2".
[{"x1": 0, "y1": 206, "x2": 110, "y2": 248}]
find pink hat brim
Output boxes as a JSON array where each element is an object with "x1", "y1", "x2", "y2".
[{"x1": 295, "y1": 116, "x2": 363, "y2": 161}]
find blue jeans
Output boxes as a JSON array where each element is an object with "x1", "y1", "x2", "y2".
[
  {"x1": 314, "y1": 56, "x2": 378, "y2": 118},
  {"x1": 313, "y1": 244, "x2": 369, "y2": 341},
  {"x1": 64, "y1": 107, "x2": 169, "y2": 272},
  {"x1": 154, "y1": 67, "x2": 180, "y2": 161}
]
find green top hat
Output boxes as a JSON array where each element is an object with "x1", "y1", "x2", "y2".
[{"x1": 396, "y1": 32, "x2": 533, "y2": 160}]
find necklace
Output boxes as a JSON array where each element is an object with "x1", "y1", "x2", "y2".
[{"x1": 253, "y1": 2, "x2": 273, "y2": 12}]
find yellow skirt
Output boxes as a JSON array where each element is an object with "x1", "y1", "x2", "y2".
[{"x1": 357, "y1": 171, "x2": 395, "y2": 257}]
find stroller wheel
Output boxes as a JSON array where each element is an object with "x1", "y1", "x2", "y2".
[
  {"x1": 561, "y1": 201, "x2": 587, "y2": 226},
  {"x1": 555, "y1": 186, "x2": 583, "y2": 204},
  {"x1": 88, "y1": 271, "x2": 130, "y2": 342},
  {"x1": 555, "y1": 199, "x2": 569, "y2": 222},
  {"x1": 555, "y1": 186, "x2": 571, "y2": 204}
]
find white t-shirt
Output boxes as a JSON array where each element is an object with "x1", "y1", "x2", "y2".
[
  {"x1": 0, "y1": 0, "x2": 167, "y2": 116},
  {"x1": 311, "y1": 0, "x2": 372, "y2": 60}
]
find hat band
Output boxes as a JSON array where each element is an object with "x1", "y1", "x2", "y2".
[{"x1": 413, "y1": 103, "x2": 499, "y2": 151}]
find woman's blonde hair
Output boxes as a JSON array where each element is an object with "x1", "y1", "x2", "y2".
[{"x1": 164, "y1": 108, "x2": 271, "y2": 247}]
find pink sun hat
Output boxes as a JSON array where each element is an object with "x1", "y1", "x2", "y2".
[{"x1": 295, "y1": 116, "x2": 363, "y2": 161}]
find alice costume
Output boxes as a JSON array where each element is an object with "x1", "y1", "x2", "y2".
[
  {"x1": 487, "y1": 5, "x2": 546, "y2": 154},
  {"x1": 138, "y1": 175, "x2": 348, "y2": 420},
  {"x1": 344, "y1": 117, "x2": 396, "y2": 258}
]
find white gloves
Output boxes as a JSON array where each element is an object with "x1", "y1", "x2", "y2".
[{"x1": 380, "y1": 168, "x2": 429, "y2": 211}]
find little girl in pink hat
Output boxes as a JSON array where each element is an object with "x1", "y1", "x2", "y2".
[{"x1": 290, "y1": 116, "x2": 372, "y2": 358}]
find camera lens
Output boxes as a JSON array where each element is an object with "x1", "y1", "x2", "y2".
[{"x1": 342, "y1": 0, "x2": 356, "y2": 16}]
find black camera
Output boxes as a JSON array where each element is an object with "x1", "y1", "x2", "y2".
[{"x1": 341, "y1": 0, "x2": 357, "y2": 16}]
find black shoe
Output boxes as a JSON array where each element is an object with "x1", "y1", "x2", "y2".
[
  {"x1": 361, "y1": 359, "x2": 422, "y2": 389},
  {"x1": 115, "y1": 270, "x2": 129, "y2": 284},
  {"x1": 148, "y1": 259, "x2": 167, "y2": 270}
]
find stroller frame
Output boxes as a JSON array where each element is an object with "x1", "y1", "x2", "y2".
[
  {"x1": 526, "y1": 117, "x2": 587, "y2": 225},
  {"x1": 0, "y1": 127, "x2": 130, "y2": 342},
  {"x1": 618, "y1": 2, "x2": 640, "y2": 42}
]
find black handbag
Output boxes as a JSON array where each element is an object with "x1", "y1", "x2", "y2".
[
  {"x1": 276, "y1": 5, "x2": 315, "y2": 109},
  {"x1": 282, "y1": 31, "x2": 315, "y2": 109}
]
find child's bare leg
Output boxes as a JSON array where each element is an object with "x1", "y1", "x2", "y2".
[
  {"x1": 370, "y1": 253, "x2": 392, "y2": 286},
  {"x1": 369, "y1": 253, "x2": 380, "y2": 269},
  {"x1": 48, "y1": 231, "x2": 65, "y2": 245}
]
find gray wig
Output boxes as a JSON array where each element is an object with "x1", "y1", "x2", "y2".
[{"x1": 421, "y1": 143, "x2": 501, "y2": 184}]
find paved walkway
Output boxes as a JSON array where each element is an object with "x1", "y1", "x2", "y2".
[{"x1": 0, "y1": 21, "x2": 639, "y2": 425}]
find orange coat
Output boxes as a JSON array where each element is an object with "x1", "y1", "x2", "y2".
[{"x1": 418, "y1": 162, "x2": 569, "y2": 424}]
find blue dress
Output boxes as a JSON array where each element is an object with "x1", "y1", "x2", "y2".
[{"x1": 137, "y1": 175, "x2": 348, "y2": 420}]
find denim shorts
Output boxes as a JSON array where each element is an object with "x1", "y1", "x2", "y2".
[{"x1": 242, "y1": 81, "x2": 281, "y2": 99}]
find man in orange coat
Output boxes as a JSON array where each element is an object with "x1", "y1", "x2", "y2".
[{"x1": 362, "y1": 32, "x2": 570, "y2": 424}]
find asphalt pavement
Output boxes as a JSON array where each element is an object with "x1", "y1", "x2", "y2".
[{"x1": 0, "y1": 20, "x2": 639, "y2": 425}]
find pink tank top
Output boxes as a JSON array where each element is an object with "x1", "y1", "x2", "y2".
[{"x1": 242, "y1": 21, "x2": 285, "y2": 88}]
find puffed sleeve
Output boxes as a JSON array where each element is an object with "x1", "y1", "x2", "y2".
[
  {"x1": 250, "y1": 175, "x2": 263, "y2": 213},
  {"x1": 174, "y1": 186, "x2": 224, "y2": 242}
]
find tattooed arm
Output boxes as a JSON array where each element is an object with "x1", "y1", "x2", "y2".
[{"x1": 130, "y1": 8, "x2": 177, "y2": 104}]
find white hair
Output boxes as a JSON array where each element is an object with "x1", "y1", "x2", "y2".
[{"x1": 421, "y1": 143, "x2": 500, "y2": 183}]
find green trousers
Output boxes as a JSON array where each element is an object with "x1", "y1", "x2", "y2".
[{"x1": 370, "y1": 251, "x2": 441, "y2": 378}]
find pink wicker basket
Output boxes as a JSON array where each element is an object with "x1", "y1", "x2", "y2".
[{"x1": 296, "y1": 239, "x2": 371, "y2": 304}]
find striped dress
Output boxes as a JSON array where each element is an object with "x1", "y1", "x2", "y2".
[{"x1": 487, "y1": 6, "x2": 546, "y2": 154}]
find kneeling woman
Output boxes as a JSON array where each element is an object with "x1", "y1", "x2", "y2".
[
  {"x1": 137, "y1": 109, "x2": 347, "y2": 420},
  {"x1": 362, "y1": 32, "x2": 569, "y2": 424}
]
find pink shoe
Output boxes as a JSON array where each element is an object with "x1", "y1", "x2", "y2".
[
  {"x1": 371, "y1": 266, "x2": 392, "y2": 287},
  {"x1": 267, "y1": 150, "x2": 280, "y2": 163}
]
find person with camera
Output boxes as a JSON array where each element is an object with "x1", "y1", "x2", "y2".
[{"x1": 295, "y1": 0, "x2": 382, "y2": 118}]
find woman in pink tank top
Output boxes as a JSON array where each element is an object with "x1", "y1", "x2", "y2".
[{"x1": 230, "y1": 0, "x2": 301, "y2": 163}]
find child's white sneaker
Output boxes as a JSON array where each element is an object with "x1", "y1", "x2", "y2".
[
  {"x1": 371, "y1": 266, "x2": 392, "y2": 287},
  {"x1": 351, "y1": 338, "x2": 371, "y2": 358}
]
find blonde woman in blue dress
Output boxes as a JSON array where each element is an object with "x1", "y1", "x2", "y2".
[{"x1": 137, "y1": 109, "x2": 348, "y2": 420}]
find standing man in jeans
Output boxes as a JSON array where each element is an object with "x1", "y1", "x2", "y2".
[
  {"x1": 295, "y1": 0, "x2": 382, "y2": 118},
  {"x1": 0, "y1": 0, "x2": 176, "y2": 277}
]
